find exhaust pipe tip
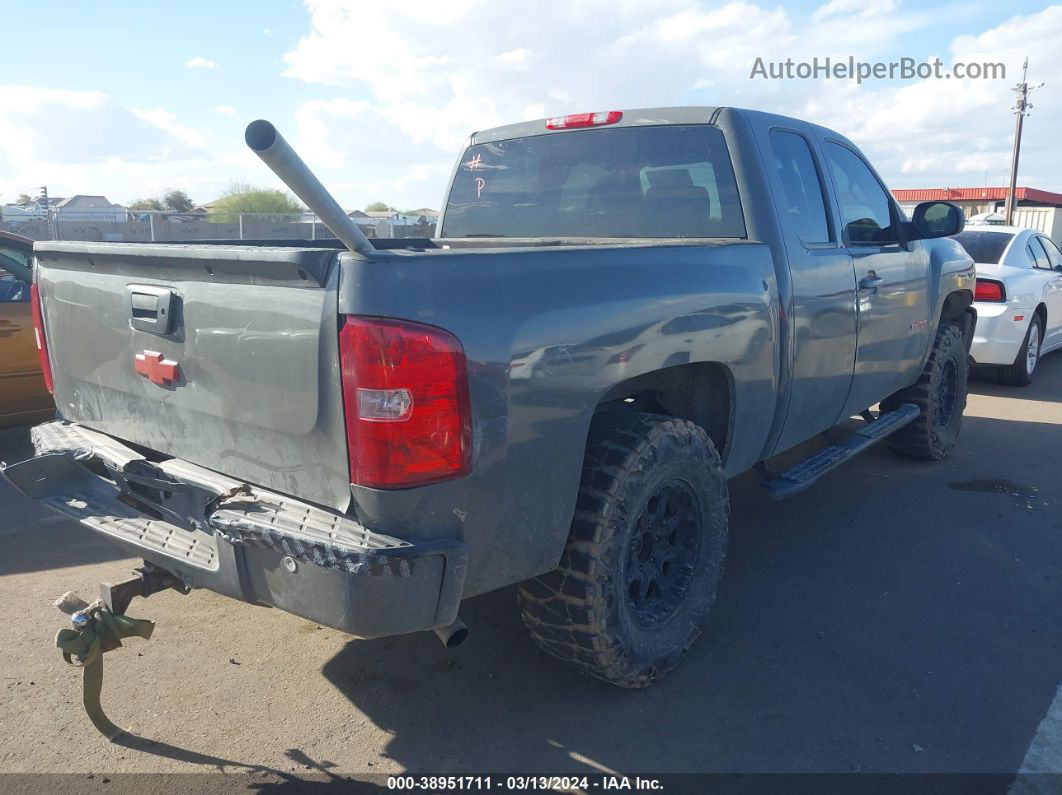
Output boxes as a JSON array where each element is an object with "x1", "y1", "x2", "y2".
[
  {"x1": 433, "y1": 617, "x2": 469, "y2": 648},
  {"x1": 245, "y1": 119, "x2": 278, "y2": 153}
]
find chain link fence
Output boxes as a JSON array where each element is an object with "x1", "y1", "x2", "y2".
[{"x1": 0, "y1": 210, "x2": 437, "y2": 243}]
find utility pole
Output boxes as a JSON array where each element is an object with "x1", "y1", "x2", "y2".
[{"x1": 1003, "y1": 59, "x2": 1044, "y2": 225}]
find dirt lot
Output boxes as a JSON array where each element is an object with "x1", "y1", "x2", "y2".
[{"x1": 1, "y1": 357, "x2": 1060, "y2": 782}]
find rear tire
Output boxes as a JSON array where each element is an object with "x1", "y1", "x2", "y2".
[
  {"x1": 881, "y1": 323, "x2": 967, "y2": 461},
  {"x1": 998, "y1": 314, "x2": 1043, "y2": 387},
  {"x1": 517, "y1": 412, "x2": 729, "y2": 688}
]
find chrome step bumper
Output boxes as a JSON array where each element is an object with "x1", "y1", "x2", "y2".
[{"x1": 3, "y1": 421, "x2": 467, "y2": 637}]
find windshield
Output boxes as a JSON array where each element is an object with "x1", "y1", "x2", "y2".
[
  {"x1": 441, "y1": 125, "x2": 745, "y2": 239},
  {"x1": 952, "y1": 230, "x2": 1014, "y2": 264}
]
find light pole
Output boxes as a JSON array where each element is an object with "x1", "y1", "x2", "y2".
[{"x1": 1003, "y1": 59, "x2": 1043, "y2": 226}]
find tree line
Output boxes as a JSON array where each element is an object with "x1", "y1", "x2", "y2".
[
  {"x1": 128, "y1": 183, "x2": 304, "y2": 221},
  {"x1": 8, "y1": 186, "x2": 418, "y2": 219}
]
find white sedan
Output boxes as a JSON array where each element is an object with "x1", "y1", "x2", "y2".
[{"x1": 952, "y1": 225, "x2": 1062, "y2": 385}]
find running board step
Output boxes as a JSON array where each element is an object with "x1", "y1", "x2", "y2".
[{"x1": 760, "y1": 403, "x2": 920, "y2": 499}]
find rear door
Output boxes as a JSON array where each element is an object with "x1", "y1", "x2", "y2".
[
  {"x1": 822, "y1": 141, "x2": 930, "y2": 416},
  {"x1": 763, "y1": 127, "x2": 857, "y2": 451},
  {"x1": 0, "y1": 243, "x2": 51, "y2": 422}
]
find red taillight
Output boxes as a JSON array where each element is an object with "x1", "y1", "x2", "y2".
[
  {"x1": 339, "y1": 316, "x2": 471, "y2": 489},
  {"x1": 29, "y1": 283, "x2": 54, "y2": 394},
  {"x1": 975, "y1": 279, "x2": 1005, "y2": 302},
  {"x1": 545, "y1": 110, "x2": 622, "y2": 130}
]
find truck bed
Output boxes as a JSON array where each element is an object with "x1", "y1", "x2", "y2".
[{"x1": 32, "y1": 234, "x2": 778, "y2": 596}]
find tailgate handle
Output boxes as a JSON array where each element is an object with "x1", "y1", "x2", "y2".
[{"x1": 128, "y1": 286, "x2": 175, "y2": 335}]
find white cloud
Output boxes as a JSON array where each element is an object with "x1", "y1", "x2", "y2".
[
  {"x1": 0, "y1": 85, "x2": 236, "y2": 205},
  {"x1": 812, "y1": 0, "x2": 899, "y2": 22},
  {"x1": 286, "y1": 98, "x2": 455, "y2": 210},
  {"x1": 131, "y1": 108, "x2": 209, "y2": 149},
  {"x1": 279, "y1": 0, "x2": 1062, "y2": 203},
  {"x1": 0, "y1": 86, "x2": 203, "y2": 166},
  {"x1": 495, "y1": 48, "x2": 532, "y2": 64},
  {"x1": 185, "y1": 57, "x2": 216, "y2": 70},
  {"x1": 6, "y1": 2, "x2": 1062, "y2": 212},
  {"x1": 815, "y1": 5, "x2": 1062, "y2": 188}
]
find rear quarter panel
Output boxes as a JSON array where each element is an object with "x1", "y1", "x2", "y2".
[
  {"x1": 339, "y1": 242, "x2": 778, "y2": 596},
  {"x1": 978, "y1": 261, "x2": 1049, "y2": 310}
]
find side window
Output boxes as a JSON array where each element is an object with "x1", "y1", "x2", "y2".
[
  {"x1": 824, "y1": 142, "x2": 898, "y2": 246},
  {"x1": 769, "y1": 130, "x2": 831, "y2": 244},
  {"x1": 0, "y1": 266, "x2": 29, "y2": 303},
  {"x1": 1027, "y1": 241, "x2": 1051, "y2": 270},
  {"x1": 0, "y1": 246, "x2": 31, "y2": 303},
  {"x1": 1036, "y1": 237, "x2": 1062, "y2": 270}
]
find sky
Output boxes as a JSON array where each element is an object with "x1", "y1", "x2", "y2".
[{"x1": 1, "y1": 0, "x2": 1060, "y2": 212}]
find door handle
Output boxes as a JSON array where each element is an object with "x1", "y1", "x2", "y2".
[
  {"x1": 0, "y1": 319, "x2": 21, "y2": 336},
  {"x1": 129, "y1": 286, "x2": 175, "y2": 335},
  {"x1": 859, "y1": 273, "x2": 885, "y2": 290}
]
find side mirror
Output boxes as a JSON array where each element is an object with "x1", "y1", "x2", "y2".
[{"x1": 909, "y1": 201, "x2": 964, "y2": 240}]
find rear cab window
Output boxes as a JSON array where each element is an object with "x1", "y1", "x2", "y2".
[{"x1": 442, "y1": 125, "x2": 746, "y2": 239}]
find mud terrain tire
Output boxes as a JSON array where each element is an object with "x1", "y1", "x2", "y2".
[
  {"x1": 518, "y1": 412, "x2": 729, "y2": 688},
  {"x1": 881, "y1": 323, "x2": 967, "y2": 460}
]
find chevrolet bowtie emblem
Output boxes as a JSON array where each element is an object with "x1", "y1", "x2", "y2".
[{"x1": 134, "y1": 351, "x2": 180, "y2": 387}]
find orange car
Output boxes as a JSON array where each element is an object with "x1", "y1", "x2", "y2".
[{"x1": 0, "y1": 230, "x2": 54, "y2": 427}]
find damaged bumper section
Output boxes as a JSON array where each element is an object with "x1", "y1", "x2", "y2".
[{"x1": 3, "y1": 421, "x2": 466, "y2": 638}]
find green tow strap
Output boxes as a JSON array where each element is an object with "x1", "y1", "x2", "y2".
[{"x1": 54, "y1": 601, "x2": 155, "y2": 740}]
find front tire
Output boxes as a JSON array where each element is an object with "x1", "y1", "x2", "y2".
[
  {"x1": 517, "y1": 412, "x2": 729, "y2": 688},
  {"x1": 881, "y1": 323, "x2": 967, "y2": 460},
  {"x1": 998, "y1": 314, "x2": 1043, "y2": 387}
]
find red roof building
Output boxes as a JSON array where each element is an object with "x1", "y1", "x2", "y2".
[
  {"x1": 892, "y1": 186, "x2": 1062, "y2": 206},
  {"x1": 891, "y1": 187, "x2": 1062, "y2": 240}
]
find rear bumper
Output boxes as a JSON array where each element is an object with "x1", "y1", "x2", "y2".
[
  {"x1": 970, "y1": 300, "x2": 1030, "y2": 366},
  {"x1": 2, "y1": 421, "x2": 466, "y2": 638}
]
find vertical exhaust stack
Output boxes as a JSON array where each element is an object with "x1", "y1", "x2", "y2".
[{"x1": 244, "y1": 119, "x2": 375, "y2": 258}]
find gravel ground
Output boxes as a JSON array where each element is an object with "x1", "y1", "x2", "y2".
[{"x1": 1, "y1": 355, "x2": 1060, "y2": 783}]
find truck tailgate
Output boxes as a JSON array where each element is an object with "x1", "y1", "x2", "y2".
[{"x1": 33, "y1": 241, "x2": 352, "y2": 512}]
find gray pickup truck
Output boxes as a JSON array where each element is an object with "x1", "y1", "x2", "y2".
[{"x1": 7, "y1": 106, "x2": 975, "y2": 689}]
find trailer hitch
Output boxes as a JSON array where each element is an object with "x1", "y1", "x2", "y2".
[{"x1": 54, "y1": 564, "x2": 188, "y2": 740}]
